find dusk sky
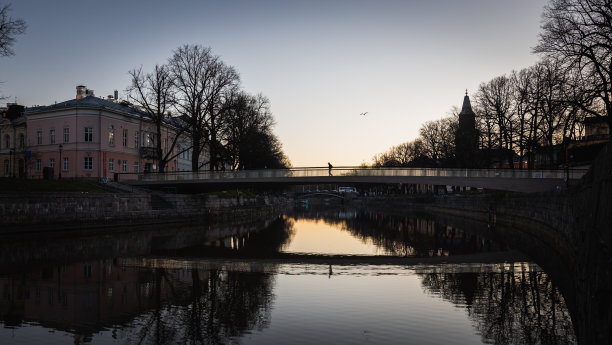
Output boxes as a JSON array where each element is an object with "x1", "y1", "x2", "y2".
[{"x1": 2, "y1": 0, "x2": 547, "y2": 167}]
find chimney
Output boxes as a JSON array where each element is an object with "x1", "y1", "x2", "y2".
[
  {"x1": 114, "y1": 90, "x2": 119, "y2": 100},
  {"x1": 76, "y1": 85, "x2": 87, "y2": 100}
]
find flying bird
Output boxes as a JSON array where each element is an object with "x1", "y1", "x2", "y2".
[{"x1": 360, "y1": 112, "x2": 368, "y2": 116}]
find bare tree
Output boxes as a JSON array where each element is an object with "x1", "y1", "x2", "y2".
[
  {"x1": 476, "y1": 76, "x2": 515, "y2": 167},
  {"x1": 0, "y1": 3, "x2": 26, "y2": 57},
  {"x1": 511, "y1": 68, "x2": 534, "y2": 169},
  {"x1": 126, "y1": 64, "x2": 185, "y2": 173},
  {"x1": 535, "y1": 0, "x2": 612, "y2": 125},
  {"x1": 169, "y1": 45, "x2": 239, "y2": 171}
]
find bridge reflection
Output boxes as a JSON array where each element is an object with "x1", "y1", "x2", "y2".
[
  {"x1": 0, "y1": 209, "x2": 577, "y2": 344},
  {"x1": 117, "y1": 166, "x2": 588, "y2": 193}
]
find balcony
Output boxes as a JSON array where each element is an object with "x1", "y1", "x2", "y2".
[{"x1": 139, "y1": 147, "x2": 157, "y2": 159}]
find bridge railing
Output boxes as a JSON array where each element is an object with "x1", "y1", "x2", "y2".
[{"x1": 116, "y1": 166, "x2": 589, "y2": 183}]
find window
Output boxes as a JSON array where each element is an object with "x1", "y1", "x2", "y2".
[
  {"x1": 49, "y1": 158, "x2": 55, "y2": 169},
  {"x1": 36, "y1": 159, "x2": 42, "y2": 172},
  {"x1": 144, "y1": 132, "x2": 154, "y2": 147},
  {"x1": 50, "y1": 129, "x2": 55, "y2": 144},
  {"x1": 109, "y1": 158, "x2": 115, "y2": 171},
  {"x1": 108, "y1": 125, "x2": 115, "y2": 146},
  {"x1": 122, "y1": 160, "x2": 128, "y2": 172},
  {"x1": 84, "y1": 157, "x2": 93, "y2": 170},
  {"x1": 3, "y1": 160, "x2": 8, "y2": 175},
  {"x1": 134, "y1": 131, "x2": 139, "y2": 148},
  {"x1": 123, "y1": 129, "x2": 128, "y2": 147},
  {"x1": 62, "y1": 157, "x2": 68, "y2": 171},
  {"x1": 4, "y1": 134, "x2": 10, "y2": 148},
  {"x1": 37, "y1": 131, "x2": 42, "y2": 145},
  {"x1": 63, "y1": 128, "x2": 69, "y2": 143},
  {"x1": 84, "y1": 127, "x2": 93, "y2": 142},
  {"x1": 19, "y1": 134, "x2": 24, "y2": 148},
  {"x1": 134, "y1": 162, "x2": 140, "y2": 173}
]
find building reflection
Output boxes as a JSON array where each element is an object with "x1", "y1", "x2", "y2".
[
  {"x1": 0, "y1": 208, "x2": 584, "y2": 344},
  {"x1": 0, "y1": 258, "x2": 275, "y2": 344}
]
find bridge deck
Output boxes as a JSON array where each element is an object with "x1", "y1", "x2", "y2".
[{"x1": 117, "y1": 167, "x2": 588, "y2": 193}]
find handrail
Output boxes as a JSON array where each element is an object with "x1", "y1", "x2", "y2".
[{"x1": 116, "y1": 166, "x2": 589, "y2": 183}]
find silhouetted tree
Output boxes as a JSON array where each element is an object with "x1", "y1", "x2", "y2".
[
  {"x1": 169, "y1": 44, "x2": 240, "y2": 171},
  {"x1": 127, "y1": 64, "x2": 186, "y2": 173},
  {"x1": 0, "y1": 3, "x2": 25, "y2": 57},
  {"x1": 221, "y1": 91, "x2": 290, "y2": 169},
  {"x1": 535, "y1": 0, "x2": 612, "y2": 126}
]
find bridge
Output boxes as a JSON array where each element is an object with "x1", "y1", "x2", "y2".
[{"x1": 116, "y1": 166, "x2": 588, "y2": 193}]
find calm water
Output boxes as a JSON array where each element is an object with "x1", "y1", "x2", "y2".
[{"x1": 0, "y1": 207, "x2": 576, "y2": 344}]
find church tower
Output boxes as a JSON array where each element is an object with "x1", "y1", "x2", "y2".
[{"x1": 455, "y1": 90, "x2": 480, "y2": 168}]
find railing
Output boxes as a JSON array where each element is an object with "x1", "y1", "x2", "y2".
[{"x1": 116, "y1": 166, "x2": 589, "y2": 183}]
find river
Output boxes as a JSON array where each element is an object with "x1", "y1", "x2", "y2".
[{"x1": 0, "y1": 205, "x2": 576, "y2": 344}]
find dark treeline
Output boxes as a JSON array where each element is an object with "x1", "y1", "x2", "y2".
[
  {"x1": 126, "y1": 44, "x2": 291, "y2": 173},
  {"x1": 374, "y1": 0, "x2": 611, "y2": 169}
]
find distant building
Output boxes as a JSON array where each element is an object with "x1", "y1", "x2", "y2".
[
  {"x1": 25, "y1": 85, "x2": 182, "y2": 179},
  {"x1": 584, "y1": 116, "x2": 610, "y2": 141},
  {"x1": 0, "y1": 104, "x2": 27, "y2": 177},
  {"x1": 454, "y1": 91, "x2": 480, "y2": 168}
]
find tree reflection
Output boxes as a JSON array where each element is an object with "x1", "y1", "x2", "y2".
[
  {"x1": 419, "y1": 263, "x2": 576, "y2": 345},
  {"x1": 290, "y1": 207, "x2": 503, "y2": 258},
  {"x1": 0, "y1": 259, "x2": 275, "y2": 345}
]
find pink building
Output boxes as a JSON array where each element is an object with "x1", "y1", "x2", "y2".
[{"x1": 25, "y1": 86, "x2": 179, "y2": 179}]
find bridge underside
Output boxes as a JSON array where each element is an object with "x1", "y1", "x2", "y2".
[{"x1": 125, "y1": 176, "x2": 568, "y2": 193}]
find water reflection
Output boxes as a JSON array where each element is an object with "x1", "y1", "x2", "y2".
[
  {"x1": 0, "y1": 207, "x2": 579, "y2": 344},
  {"x1": 0, "y1": 259, "x2": 275, "y2": 344},
  {"x1": 0, "y1": 259, "x2": 575, "y2": 344},
  {"x1": 203, "y1": 207, "x2": 506, "y2": 259},
  {"x1": 418, "y1": 263, "x2": 575, "y2": 345}
]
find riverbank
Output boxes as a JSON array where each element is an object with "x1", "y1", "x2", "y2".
[{"x1": 0, "y1": 191, "x2": 292, "y2": 231}]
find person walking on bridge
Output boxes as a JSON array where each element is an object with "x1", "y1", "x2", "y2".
[{"x1": 328, "y1": 162, "x2": 333, "y2": 176}]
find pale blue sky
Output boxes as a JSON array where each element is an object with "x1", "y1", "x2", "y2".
[{"x1": 2, "y1": 0, "x2": 547, "y2": 166}]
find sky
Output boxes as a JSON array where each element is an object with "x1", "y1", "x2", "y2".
[{"x1": 2, "y1": 0, "x2": 548, "y2": 167}]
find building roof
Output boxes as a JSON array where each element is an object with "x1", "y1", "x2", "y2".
[
  {"x1": 460, "y1": 91, "x2": 475, "y2": 117},
  {"x1": 25, "y1": 96, "x2": 148, "y2": 119}
]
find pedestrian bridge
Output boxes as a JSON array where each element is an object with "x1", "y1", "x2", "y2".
[{"x1": 116, "y1": 166, "x2": 588, "y2": 193}]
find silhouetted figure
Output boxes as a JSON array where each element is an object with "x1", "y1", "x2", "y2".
[
  {"x1": 328, "y1": 264, "x2": 333, "y2": 278},
  {"x1": 328, "y1": 162, "x2": 333, "y2": 176}
]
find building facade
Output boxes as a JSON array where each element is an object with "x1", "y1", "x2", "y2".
[
  {"x1": 0, "y1": 104, "x2": 27, "y2": 178},
  {"x1": 25, "y1": 86, "x2": 181, "y2": 179}
]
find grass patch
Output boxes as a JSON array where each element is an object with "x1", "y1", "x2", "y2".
[{"x1": 0, "y1": 178, "x2": 109, "y2": 193}]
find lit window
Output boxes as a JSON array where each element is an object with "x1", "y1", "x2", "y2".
[{"x1": 108, "y1": 125, "x2": 115, "y2": 146}]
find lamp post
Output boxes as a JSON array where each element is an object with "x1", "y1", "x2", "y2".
[{"x1": 58, "y1": 144, "x2": 63, "y2": 179}]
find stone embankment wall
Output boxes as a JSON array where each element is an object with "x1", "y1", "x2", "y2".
[{"x1": 0, "y1": 193, "x2": 291, "y2": 228}]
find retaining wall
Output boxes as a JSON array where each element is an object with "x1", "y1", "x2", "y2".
[{"x1": 0, "y1": 192, "x2": 291, "y2": 228}]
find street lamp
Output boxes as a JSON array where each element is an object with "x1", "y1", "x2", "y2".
[{"x1": 58, "y1": 144, "x2": 63, "y2": 179}]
